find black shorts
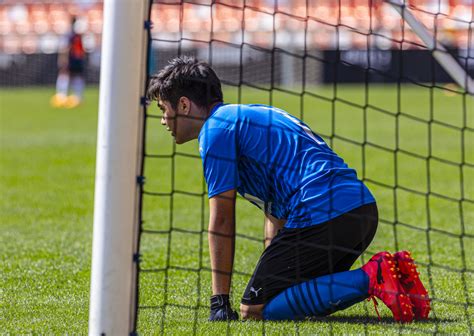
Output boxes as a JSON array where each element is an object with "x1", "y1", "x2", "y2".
[
  {"x1": 68, "y1": 58, "x2": 85, "y2": 75},
  {"x1": 241, "y1": 203, "x2": 378, "y2": 305}
]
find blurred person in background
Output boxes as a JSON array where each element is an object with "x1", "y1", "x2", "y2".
[{"x1": 50, "y1": 16, "x2": 86, "y2": 109}]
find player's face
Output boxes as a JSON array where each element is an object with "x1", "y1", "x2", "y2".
[
  {"x1": 159, "y1": 99, "x2": 178, "y2": 138},
  {"x1": 158, "y1": 98, "x2": 193, "y2": 144}
]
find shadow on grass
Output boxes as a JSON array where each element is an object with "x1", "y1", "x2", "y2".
[{"x1": 308, "y1": 315, "x2": 455, "y2": 325}]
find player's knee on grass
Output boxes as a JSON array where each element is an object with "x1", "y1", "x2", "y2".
[{"x1": 240, "y1": 303, "x2": 264, "y2": 320}]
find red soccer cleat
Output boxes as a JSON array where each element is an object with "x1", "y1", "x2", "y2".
[
  {"x1": 394, "y1": 251, "x2": 431, "y2": 320},
  {"x1": 361, "y1": 251, "x2": 414, "y2": 323}
]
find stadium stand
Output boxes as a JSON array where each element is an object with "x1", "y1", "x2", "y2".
[
  {"x1": 0, "y1": 1, "x2": 102, "y2": 54},
  {"x1": 0, "y1": 0, "x2": 471, "y2": 54}
]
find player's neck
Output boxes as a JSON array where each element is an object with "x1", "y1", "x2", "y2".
[
  {"x1": 188, "y1": 102, "x2": 220, "y2": 140},
  {"x1": 207, "y1": 102, "x2": 221, "y2": 119}
]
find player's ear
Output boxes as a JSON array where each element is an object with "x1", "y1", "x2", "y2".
[{"x1": 178, "y1": 96, "x2": 191, "y2": 115}]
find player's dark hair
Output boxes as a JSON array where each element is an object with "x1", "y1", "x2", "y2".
[{"x1": 147, "y1": 56, "x2": 223, "y2": 109}]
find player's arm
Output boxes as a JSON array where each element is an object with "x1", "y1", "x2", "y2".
[
  {"x1": 209, "y1": 189, "x2": 236, "y2": 294},
  {"x1": 208, "y1": 189, "x2": 238, "y2": 321},
  {"x1": 264, "y1": 213, "x2": 286, "y2": 248}
]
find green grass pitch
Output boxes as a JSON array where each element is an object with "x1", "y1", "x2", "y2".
[{"x1": 1, "y1": 85, "x2": 473, "y2": 334}]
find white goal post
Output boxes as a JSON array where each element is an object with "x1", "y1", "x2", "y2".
[{"x1": 89, "y1": 0, "x2": 150, "y2": 334}]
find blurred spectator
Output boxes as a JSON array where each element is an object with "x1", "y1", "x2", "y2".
[{"x1": 50, "y1": 16, "x2": 86, "y2": 109}]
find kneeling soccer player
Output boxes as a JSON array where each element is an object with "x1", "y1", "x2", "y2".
[{"x1": 147, "y1": 56, "x2": 431, "y2": 323}]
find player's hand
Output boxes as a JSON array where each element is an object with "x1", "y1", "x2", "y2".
[{"x1": 209, "y1": 294, "x2": 239, "y2": 321}]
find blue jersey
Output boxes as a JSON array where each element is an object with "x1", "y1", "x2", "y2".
[{"x1": 198, "y1": 103, "x2": 375, "y2": 228}]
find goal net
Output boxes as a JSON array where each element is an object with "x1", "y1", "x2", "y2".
[{"x1": 134, "y1": 0, "x2": 473, "y2": 334}]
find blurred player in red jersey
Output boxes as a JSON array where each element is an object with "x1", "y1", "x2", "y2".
[{"x1": 51, "y1": 16, "x2": 86, "y2": 109}]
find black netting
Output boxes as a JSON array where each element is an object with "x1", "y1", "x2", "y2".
[{"x1": 136, "y1": 0, "x2": 473, "y2": 334}]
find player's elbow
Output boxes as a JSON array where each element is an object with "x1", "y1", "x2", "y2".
[
  {"x1": 240, "y1": 305, "x2": 251, "y2": 320},
  {"x1": 240, "y1": 303, "x2": 264, "y2": 320}
]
